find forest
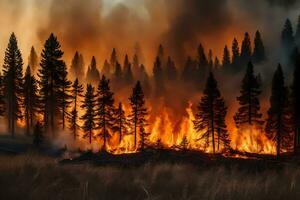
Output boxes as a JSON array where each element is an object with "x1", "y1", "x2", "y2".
[{"x1": 0, "y1": 14, "x2": 299, "y2": 160}]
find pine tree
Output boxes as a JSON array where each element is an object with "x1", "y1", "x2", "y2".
[
  {"x1": 128, "y1": 81, "x2": 148, "y2": 149},
  {"x1": 197, "y1": 44, "x2": 208, "y2": 80},
  {"x1": 123, "y1": 54, "x2": 134, "y2": 85},
  {"x1": 96, "y1": 76, "x2": 115, "y2": 151},
  {"x1": 165, "y1": 56, "x2": 178, "y2": 81},
  {"x1": 253, "y1": 31, "x2": 266, "y2": 63},
  {"x1": 291, "y1": 54, "x2": 300, "y2": 153},
  {"x1": 2, "y1": 33, "x2": 23, "y2": 137},
  {"x1": 153, "y1": 56, "x2": 165, "y2": 96},
  {"x1": 114, "y1": 102, "x2": 128, "y2": 144},
  {"x1": 38, "y1": 33, "x2": 65, "y2": 135},
  {"x1": 281, "y1": 19, "x2": 295, "y2": 55},
  {"x1": 222, "y1": 45, "x2": 231, "y2": 69},
  {"x1": 234, "y1": 62, "x2": 264, "y2": 128},
  {"x1": 132, "y1": 54, "x2": 140, "y2": 78},
  {"x1": 28, "y1": 46, "x2": 38, "y2": 74},
  {"x1": 81, "y1": 84, "x2": 97, "y2": 144},
  {"x1": 240, "y1": 32, "x2": 252, "y2": 66},
  {"x1": 231, "y1": 38, "x2": 240, "y2": 70},
  {"x1": 110, "y1": 48, "x2": 118, "y2": 69},
  {"x1": 86, "y1": 56, "x2": 100, "y2": 86},
  {"x1": 157, "y1": 44, "x2": 165, "y2": 63},
  {"x1": 193, "y1": 72, "x2": 229, "y2": 154},
  {"x1": 182, "y1": 57, "x2": 197, "y2": 82},
  {"x1": 69, "y1": 51, "x2": 85, "y2": 81},
  {"x1": 101, "y1": 59, "x2": 111, "y2": 77},
  {"x1": 22, "y1": 66, "x2": 39, "y2": 136},
  {"x1": 265, "y1": 64, "x2": 292, "y2": 157},
  {"x1": 69, "y1": 78, "x2": 83, "y2": 140},
  {"x1": 58, "y1": 64, "x2": 72, "y2": 130}
]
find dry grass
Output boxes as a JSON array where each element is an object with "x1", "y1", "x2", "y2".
[{"x1": 0, "y1": 153, "x2": 300, "y2": 200}]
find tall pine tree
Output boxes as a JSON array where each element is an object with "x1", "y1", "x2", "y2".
[
  {"x1": 234, "y1": 62, "x2": 264, "y2": 128},
  {"x1": 69, "y1": 51, "x2": 85, "y2": 82},
  {"x1": 86, "y1": 56, "x2": 100, "y2": 86},
  {"x1": 265, "y1": 64, "x2": 292, "y2": 157},
  {"x1": 113, "y1": 102, "x2": 128, "y2": 144},
  {"x1": 128, "y1": 81, "x2": 148, "y2": 150},
  {"x1": 38, "y1": 33, "x2": 65, "y2": 135},
  {"x1": 240, "y1": 32, "x2": 252, "y2": 66},
  {"x1": 96, "y1": 76, "x2": 115, "y2": 151},
  {"x1": 2, "y1": 33, "x2": 23, "y2": 137},
  {"x1": 28, "y1": 46, "x2": 38, "y2": 74},
  {"x1": 222, "y1": 45, "x2": 231, "y2": 69},
  {"x1": 81, "y1": 84, "x2": 97, "y2": 144},
  {"x1": 193, "y1": 72, "x2": 230, "y2": 154},
  {"x1": 22, "y1": 66, "x2": 39, "y2": 136},
  {"x1": 253, "y1": 31, "x2": 266, "y2": 63},
  {"x1": 281, "y1": 19, "x2": 295, "y2": 55},
  {"x1": 69, "y1": 78, "x2": 83, "y2": 140},
  {"x1": 231, "y1": 38, "x2": 240, "y2": 71}
]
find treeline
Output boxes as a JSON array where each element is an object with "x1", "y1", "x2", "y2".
[{"x1": 1, "y1": 16, "x2": 300, "y2": 157}]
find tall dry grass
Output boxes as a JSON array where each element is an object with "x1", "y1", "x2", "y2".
[{"x1": 0, "y1": 153, "x2": 300, "y2": 200}]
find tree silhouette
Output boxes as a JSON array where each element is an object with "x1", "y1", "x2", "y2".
[
  {"x1": 86, "y1": 56, "x2": 100, "y2": 86},
  {"x1": 153, "y1": 56, "x2": 165, "y2": 96},
  {"x1": 193, "y1": 72, "x2": 229, "y2": 154},
  {"x1": 182, "y1": 56, "x2": 197, "y2": 83},
  {"x1": 281, "y1": 19, "x2": 295, "y2": 56},
  {"x1": 113, "y1": 102, "x2": 128, "y2": 144},
  {"x1": 123, "y1": 54, "x2": 134, "y2": 85},
  {"x1": 214, "y1": 57, "x2": 221, "y2": 69},
  {"x1": 222, "y1": 45, "x2": 231, "y2": 69},
  {"x1": 128, "y1": 81, "x2": 148, "y2": 149},
  {"x1": 132, "y1": 54, "x2": 140, "y2": 78},
  {"x1": 69, "y1": 78, "x2": 83, "y2": 140},
  {"x1": 81, "y1": 84, "x2": 97, "y2": 144},
  {"x1": 197, "y1": 44, "x2": 208, "y2": 80},
  {"x1": 69, "y1": 51, "x2": 84, "y2": 82},
  {"x1": 96, "y1": 76, "x2": 115, "y2": 151},
  {"x1": 291, "y1": 54, "x2": 300, "y2": 153},
  {"x1": 58, "y1": 63, "x2": 72, "y2": 130},
  {"x1": 38, "y1": 33, "x2": 65, "y2": 135},
  {"x1": 208, "y1": 49, "x2": 214, "y2": 70},
  {"x1": 28, "y1": 46, "x2": 38, "y2": 74},
  {"x1": 101, "y1": 59, "x2": 111, "y2": 77},
  {"x1": 253, "y1": 31, "x2": 266, "y2": 63},
  {"x1": 110, "y1": 48, "x2": 118, "y2": 70},
  {"x1": 265, "y1": 64, "x2": 292, "y2": 157},
  {"x1": 165, "y1": 56, "x2": 178, "y2": 81},
  {"x1": 2, "y1": 33, "x2": 23, "y2": 137},
  {"x1": 234, "y1": 62, "x2": 264, "y2": 128},
  {"x1": 240, "y1": 32, "x2": 252, "y2": 66},
  {"x1": 22, "y1": 66, "x2": 39, "y2": 136},
  {"x1": 231, "y1": 38, "x2": 240, "y2": 71}
]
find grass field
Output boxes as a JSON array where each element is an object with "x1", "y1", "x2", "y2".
[{"x1": 1, "y1": 153, "x2": 300, "y2": 200}]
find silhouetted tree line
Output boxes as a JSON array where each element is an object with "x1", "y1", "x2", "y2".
[{"x1": 1, "y1": 15, "x2": 300, "y2": 156}]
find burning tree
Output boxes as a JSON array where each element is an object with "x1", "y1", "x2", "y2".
[
  {"x1": 86, "y1": 56, "x2": 100, "y2": 86},
  {"x1": 113, "y1": 102, "x2": 128, "y2": 144},
  {"x1": 69, "y1": 78, "x2": 84, "y2": 140},
  {"x1": 38, "y1": 33, "x2": 65, "y2": 135},
  {"x1": 128, "y1": 81, "x2": 148, "y2": 150},
  {"x1": 81, "y1": 84, "x2": 97, "y2": 144},
  {"x1": 234, "y1": 62, "x2": 264, "y2": 128},
  {"x1": 193, "y1": 72, "x2": 230, "y2": 154},
  {"x1": 96, "y1": 76, "x2": 115, "y2": 151},
  {"x1": 22, "y1": 66, "x2": 39, "y2": 135},
  {"x1": 2, "y1": 33, "x2": 23, "y2": 138},
  {"x1": 265, "y1": 65, "x2": 292, "y2": 157}
]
